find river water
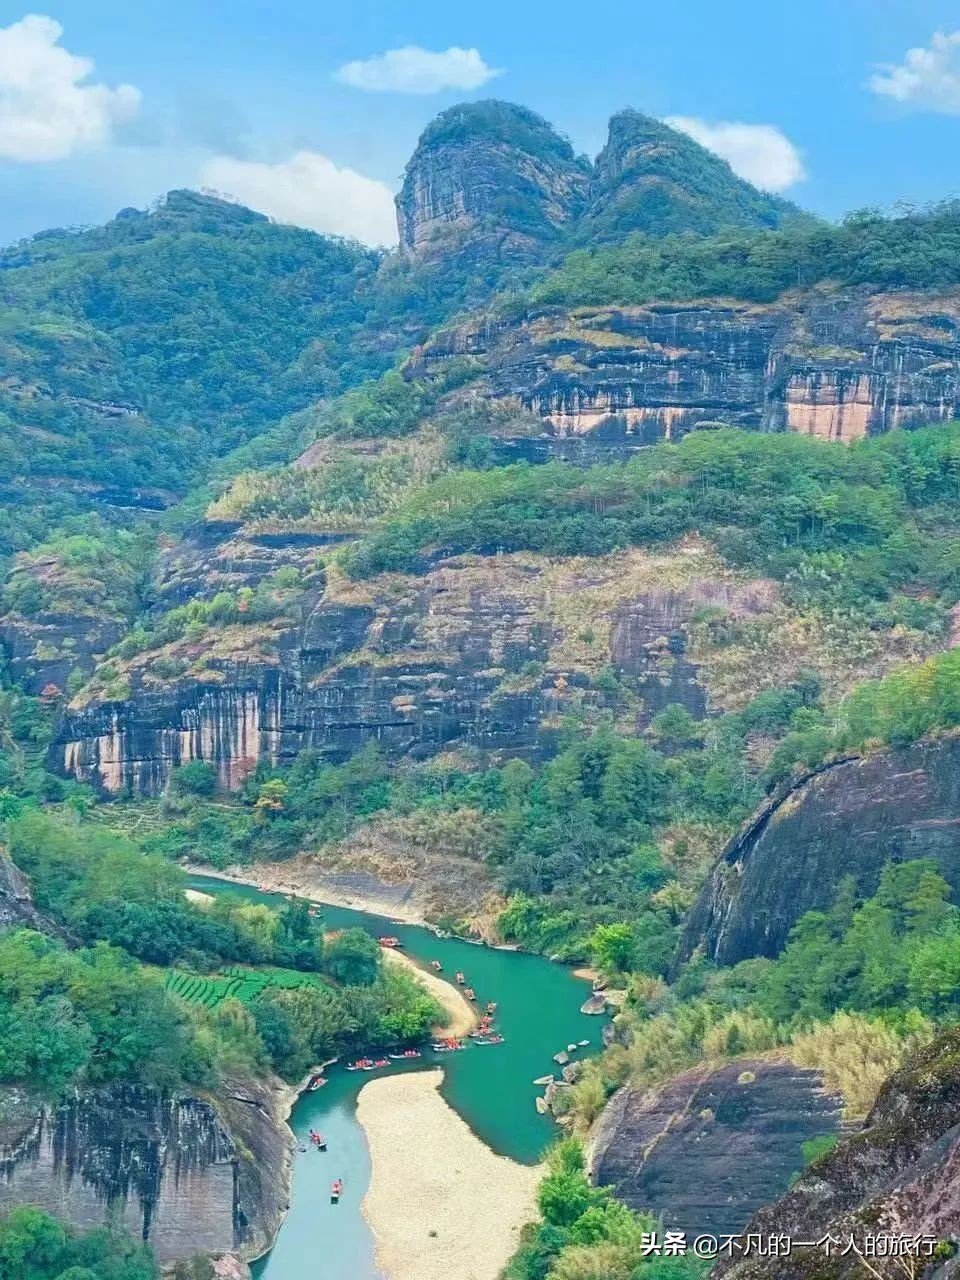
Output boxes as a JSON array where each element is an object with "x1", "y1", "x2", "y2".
[{"x1": 189, "y1": 876, "x2": 605, "y2": 1280}]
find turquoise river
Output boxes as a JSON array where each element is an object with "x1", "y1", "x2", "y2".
[{"x1": 189, "y1": 875, "x2": 606, "y2": 1280}]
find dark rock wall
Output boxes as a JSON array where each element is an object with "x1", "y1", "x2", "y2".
[
  {"x1": 0, "y1": 855, "x2": 69, "y2": 938},
  {"x1": 54, "y1": 548, "x2": 560, "y2": 794},
  {"x1": 58, "y1": 660, "x2": 545, "y2": 795},
  {"x1": 591, "y1": 1059, "x2": 844, "y2": 1237},
  {"x1": 54, "y1": 536, "x2": 768, "y2": 795},
  {"x1": 681, "y1": 736, "x2": 960, "y2": 967},
  {"x1": 610, "y1": 581, "x2": 774, "y2": 728},
  {"x1": 0, "y1": 611, "x2": 124, "y2": 696},
  {"x1": 0, "y1": 1079, "x2": 291, "y2": 1266}
]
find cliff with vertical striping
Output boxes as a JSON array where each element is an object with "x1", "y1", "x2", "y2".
[
  {"x1": 0, "y1": 1075, "x2": 292, "y2": 1268},
  {"x1": 413, "y1": 289, "x2": 960, "y2": 444}
]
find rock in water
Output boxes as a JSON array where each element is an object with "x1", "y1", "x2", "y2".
[{"x1": 580, "y1": 994, "x2": 607, "y2": 1015}]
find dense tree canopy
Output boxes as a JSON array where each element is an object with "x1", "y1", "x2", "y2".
[
  {"x1": 0, "y1": 1207, "x2": 157, "y2": 1280},
  {"x1": 534, "y1": 201, "x2": 960, "y2": 306}
]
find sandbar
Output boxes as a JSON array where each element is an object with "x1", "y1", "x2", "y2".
[{"x1": 357, "y1": 1070, "x2": 541, "y2": 1280}]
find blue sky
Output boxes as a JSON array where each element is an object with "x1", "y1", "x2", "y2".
[{"x1": 1, "y1": 0, "x2": 960, "y2": 245}]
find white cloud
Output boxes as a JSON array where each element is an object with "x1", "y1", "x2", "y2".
[
  {"x1": 199, "y1": 151, "x2": 398, "y2": 246},
  {"x1": 0, "y1": 14, "x2": 140, "y2": 162},
  {"x1": 336, "y1": 45, "x2": 502, "y2": 94},
  {"x1": 664, "y1": 116, "x2": 806, "y2": 192},
  {"x1": 868, "y1": 30, "x2": 960, "y2": 114}
]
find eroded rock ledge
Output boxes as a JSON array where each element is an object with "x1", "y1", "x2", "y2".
[
  {"x1": 54, "y1": 543, "x2": 761, "y2": 797},
  {"x1": 713, "y1": 1028, "x2": 960, "y2": 1279}
]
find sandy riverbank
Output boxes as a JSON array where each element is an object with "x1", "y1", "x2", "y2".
[
  {"x1": 182, "y1": 861, "x2": 429, "y2": 925},
  {"x1": 357, "y1": 1071, "x2": 541, "y2": 1280},
  {"x1": 381, "y1": 948, "x2": 476, "y2": 1037}
]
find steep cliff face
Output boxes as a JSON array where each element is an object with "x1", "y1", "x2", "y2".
[
  {"x1": 713, "y1": 1028, "x2": 960, "y2": 1279},
  {"x1": 396, "y1": 100, "x2": 590, "y2": 263},
  {"x1": 54, "y1": 536, "x2": 771, "y2": 796},
  {"x1": 591, "y1": 1059, "x2": 845, "y2": 1237},
  {"x1": 580, "y1": 110, "x2": 801, "y2": 244},
  {"x1": 416, "y1": 289, "x2": 960, "y2": 443},
  {"x1": 681, "y1": 735, "x2": 960, "y2": 967},
  {"x1": 0, "y1": 1075, "x2": 291, "y2": 1266}
]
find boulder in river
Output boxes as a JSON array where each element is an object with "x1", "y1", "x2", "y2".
[
  {"x1": 580, "y1": 993, "x2": 607, "y2": 1015},
  {"x1": 553, "y1": 1051, "x2": 570, "y2": 1065}
]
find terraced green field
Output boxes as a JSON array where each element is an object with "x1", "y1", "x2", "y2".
[{"x1": 165, "y1": 964, "x2": 328, "y2": 1008}]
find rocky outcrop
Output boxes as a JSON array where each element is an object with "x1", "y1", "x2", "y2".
[
  {"x1": 0, "y1": 1076, "x2": 291, "y2": 1267},
  {"x1": 53, "y1": 536, "x2": 768, "y2": 796},
  {"x1": 0, "y1": 610, "x2": 125, "y2": 696},
  {"x1": 591, "y1": 1058, "x2": 845, "y2": 1237},
  {"x1": 0, "y1": 855, "x2": 70, "y2": 938},
  {"x1": 395, "y1": 103, "x2": 801, "y2": 267},
  {"x1": 415, "y1": 290, "x2": 960, "y2": 443},
  {"x1": 713, "y1": 1029, "x2": 960, "y2": 1279},
  {"x1": 396, "y1": 100, "x2": 590, "y2": 263},
  {"x1": 681, "y1": 735, "x2": 960, "y2": 967}
]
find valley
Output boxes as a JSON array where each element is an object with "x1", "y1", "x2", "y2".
[{"x1": 2, "y1": 90, "x2": 960, "y2": 1280}]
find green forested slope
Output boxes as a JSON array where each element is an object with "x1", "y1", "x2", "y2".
[{"x1": 0, "y1": 191, "x2": 384, "y2": 489}]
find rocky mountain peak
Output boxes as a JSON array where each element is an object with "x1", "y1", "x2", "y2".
[
  {"x1": 395, "y1": 100, "x2": 809, "y2": 268},
  {"x1": 594, "y1": 108, "x2": 687, "y2": 180},
  {"x1": 580, "y1": 108, "x2": 802, "y2": 244},
  {"x1": 395, "y1": 99, "x2": 590, "y2": 262}
]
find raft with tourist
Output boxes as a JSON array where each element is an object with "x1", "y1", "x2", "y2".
[
  {"x1": 430, "y1": 1037, "x2": 465, "y2": 1053},
  {"x1": 330, "y1": 1179, "x2": 343, "y2": 1204}
]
